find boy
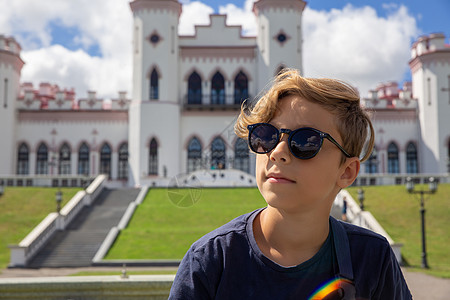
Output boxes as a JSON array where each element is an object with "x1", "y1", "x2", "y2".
[{"x1": 169, "y1": 69, "x2": 411, "y2": 299}]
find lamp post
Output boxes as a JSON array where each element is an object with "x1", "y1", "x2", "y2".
[
  {"x1": 55, "y1": 190, "x2": 62, "y2": 213},
  {"x1": 357, "y1": 188, "x2": 365, "y2": 211},
  {"x1": 406, "y1": 177, "x2": 438, "y2": 269}
]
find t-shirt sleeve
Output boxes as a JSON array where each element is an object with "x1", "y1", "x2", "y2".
[
  {"x1": 372, "y1": 246, "x2": 412, "y2": 300},
  {"x1": 168, "y1": 247, "x2": 213, "y2": 300}
]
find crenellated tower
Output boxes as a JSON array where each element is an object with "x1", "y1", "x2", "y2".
[
  {"x1": 0, "y1": 35, "x2": 24, "y2": 175},
  {"x1": 253, "y1": 0, "x2": 306, "y2": 89},
  {"x1": 409, "y1": 33, "x2": 450, "y2": 173},
  {"x1": 128, "y1": 0, "x2": 182, "y2": 186}
]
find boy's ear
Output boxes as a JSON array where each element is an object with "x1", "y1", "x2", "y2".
[{"x1": 337, "y1": 157, "x2": 360, "y2": 189}]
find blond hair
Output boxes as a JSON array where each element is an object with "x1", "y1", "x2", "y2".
[{"x1": 234, "y1": 69, "x2": 374, "y2": 162}]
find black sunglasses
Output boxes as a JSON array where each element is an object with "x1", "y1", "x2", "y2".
[{"x1": 247, "y1": 123, "x2": 351, "y2": 160}]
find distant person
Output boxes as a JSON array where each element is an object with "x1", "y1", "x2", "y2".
[
  {"x1": 342, "y1": 196, "x2": 348, "y2": 221},
  {"x1": 169, "y1": 69, "x2": 411, "y2": 299}
]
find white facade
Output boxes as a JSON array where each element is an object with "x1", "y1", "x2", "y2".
[{"x1": 0, "y1": 0, "x2": 449, "y2": 187}]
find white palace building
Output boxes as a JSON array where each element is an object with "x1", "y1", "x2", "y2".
[{"x1": 1, "y1": 0, "x2": 450, "y2": 188}]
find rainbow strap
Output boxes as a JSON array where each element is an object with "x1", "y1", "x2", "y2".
[{"x1": 308, "y1": 277, "x2": 354, "y2": 300}]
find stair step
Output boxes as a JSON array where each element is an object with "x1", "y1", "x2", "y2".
[{"x1": 27, "y1": 188, "x2": 141, "y2": 268}]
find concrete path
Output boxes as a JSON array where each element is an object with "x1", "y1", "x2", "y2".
[
  {"x1": 402, "y1": 269, "x2": 450, "y2": 300},
  {"x1": 1, "y1": 267, "x2": 449, "y2": 299}
]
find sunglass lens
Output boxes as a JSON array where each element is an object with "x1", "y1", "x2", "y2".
[
  {"x1": 250, "y1": 124, "x2": 278, "y2": 153},
  {"x1": 290, "y1": 129, "x2": 322, "y2": 159}
]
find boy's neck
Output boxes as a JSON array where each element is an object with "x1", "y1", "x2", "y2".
[{"x1": 253, "y1": 206, "x2": 330, "y2": 267}]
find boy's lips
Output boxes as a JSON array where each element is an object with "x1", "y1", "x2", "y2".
[{"x1": 266, "y1": 173, "x2": 296, "y2": 183}]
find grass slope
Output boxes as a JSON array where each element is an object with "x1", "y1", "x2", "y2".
[
  {"x1": 108, "y1": 185, "x2": 449, "y2": 278},
  {"x1": 105, "y1": 188, "x2": 266, "y2": 260},
  {"x1": 347, "y1": 184, "x2": 450, "y2": 278},
  {"x1": 0, "y1": 187, "x2": 80, "y2": 269}
]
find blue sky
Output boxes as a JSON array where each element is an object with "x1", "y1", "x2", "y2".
[
  {"x1": 1, "y1": 0, "x2": 449, "y2": 99},
  {"x1": 208, "y1": 0, "x2": 450, "y2": 38}
]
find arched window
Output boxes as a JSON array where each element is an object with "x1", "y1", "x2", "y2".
[
  {"x1": 118, "y1": 143, "x2": 128, "y2": 179},
  {"x1": 99, "y1": 143, "x2": 112, "y2": 178},
  {"x1": 365, "y1": 146, "x2": 378, "y2": 174},
  {"x1": 59, "y1": 143, "x2": 71, "y2": 175},
  {"x1": 188, "y1": 72, "x2": 202, "y2": 104},
  {"x1": 234, "y1": 71, "x2": 248, "y2": 104},
  {"x1": 387, "y1": 143, "x2": 399, "y2": 174},
  {"x1": 234, "y1": 138, "x2": 249, "y2": 173},
  {"x1": 36, "y1": 143, "x2": 48, "y2": 175},
  {"x1": 78, "y1": 143, "x2": 90, "y2": 176},
  {"x1": 149, "y1": 138, "x2": 158, "y2": 175},
  {"x1": 187, "y1": 137, "x2": 202, "y2": 173},
  {"x1": 406, "y1": 142, "x2": 418, "y2": 174},
  {"x1": 17, "y1": 143, "x2": 29, "y2": 175},
  {"x1": 211, "y1": 71, "x2": 225, "y2": 105},
  {"x1": 211, "y1": 137, "x2": 226, "y2": 169},
  {"x1": 448, "y1": 140, "x2": 450, "y2": 173},
  {"x1": 150, "y1": 68, "x2": 159, "y2": 100}
]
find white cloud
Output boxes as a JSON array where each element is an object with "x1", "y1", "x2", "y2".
[
  {"x1": 1, "y1": 0, "x2": 132, "y2": 99},
  {"x1": 218, "y1": 0, "x2": 257, "y2": 36},
  {"x1": 21, "y1": 45, "x2": 132, "y2": 100},
  {"x1": 179, "y1": 1, "x2": 214, "y2": 35},
  {"x1": 303, "y1": 4, "x2": 418, "y2": 96},
  {"x1": 1, "y1": 0, "x2": 419, "y2": 99}
]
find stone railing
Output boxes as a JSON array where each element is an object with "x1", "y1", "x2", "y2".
[
  {"x1": 0, "y1": 275, "x2": 175, "y2": 299},
  {"x1": 352, "y1": 174, "x2": 449, "y2": 186},
  {"x1": 8, "y1": 174, "x2": 107, "y2": 268},
  {"x1": 334, "y1": 190, "x2": 403, "y2": 263},
  {"x1": 92, "y1": 185, "x2": 149, "y2": 264},
  {"x1": 0, "y1": 175, "x2": 93, "y2": 188}
]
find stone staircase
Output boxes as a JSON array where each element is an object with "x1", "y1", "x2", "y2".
[{"x1": 27, "y1": 188, "x2": 140, "y2": 268}]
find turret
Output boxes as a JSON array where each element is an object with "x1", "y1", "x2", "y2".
[
  {"x1": 130, "y1": 0, "x2": 182, "y2": 103},
  {"x1": 253, "y1": 0, "x2": 306, "y2": 89},
  {"x1": 409, "y1": 33, "x2": 450, "y2": 173},
  {"x1": 128, "y1": 0, "x2": 182, "y2": 186},
  {"x1": 0, "y1": 35, "x2": 25, "y2": 175}
]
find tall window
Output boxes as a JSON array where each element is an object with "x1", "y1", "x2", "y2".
[
  {"x1": 118, "y1": 143, "x2": 128, "y2": 179},
  {"x1": 150, "y1": 68, "x2": 159, "y2": 100},
  {"x1": 78, "y1": 143, "x2": 90, "y2": 176},
  {"x1": 234, "y1": 71, "x2": 248, "y2": 104},
  {"x1": 17, "y1": 143, "x2": 29, "y2": 175},
  {"x1": 406, "y1": 142, "x2": 418, "y2": 174},
  {"x1": 234, "y1": 138, "x2": 249, "y2": 173},
  {"x1": 36, "y1": 143, "x2": 48, "y2": 175},
  {"x1": 365, "y1": 147, "x2": 378, "y2": 174},
  {"x1": 448, "y1": 141, "x2": 450, "y2": 173},
  {"x1": 211, "y1": 137, "x2": 226, "y2": 169},
  {"x1": 188, "y1": 72, "x2": 202, "y2": 104},
  {"x1": 387, "y1": 143, "x2": 399, "y2": 174},
  {"x1": 211, "y1": 71, "x2": 225, "y2": 104},
  {"x1": 59, "y1": 143, "x2": 71, "y2": 175},
  {"x1": 187, "y1": 137, "x2": 202, "y2": 173},
  {"x1": 149, "y1": 138, "x2": 158, "y2": 175},
  {"x1": 4, "y1": 78, "x2": 8, "y2": 108},
  {"x1": 99, "y1": 143, "x2": 112, "y2": 178}
]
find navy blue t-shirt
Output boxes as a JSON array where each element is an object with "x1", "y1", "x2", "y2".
[{"x1": 169, "y1": 208, "x2": 411, "y2": 299}]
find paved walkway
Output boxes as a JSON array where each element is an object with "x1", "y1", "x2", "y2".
[
  {"x1": 402, "y1": 269, "x2": 450, "y2": 300},
  {"x1": 1, "y1": 267, "x2": 449, "y2": 299}
]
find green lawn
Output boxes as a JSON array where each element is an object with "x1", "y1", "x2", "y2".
[
  {"x1": 105, "y1": 188, "x2": 266, "y2": 260},
  {"x1": 1, "y1": 184, "x2": 448, "y2": 278},
  {"x1": 347, "y1": 184, "x2": 450, "y2": 278},
  {"x1": 0, "y1": 186, "x2": 80, "y2": 269},
  {"x1": 107, "y1": 185, "x2": 450, "y2": 278}
]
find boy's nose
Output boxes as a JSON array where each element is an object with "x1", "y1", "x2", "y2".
[{"x1": 269, "y1": 134, "x2": 291, "y2": 163}]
